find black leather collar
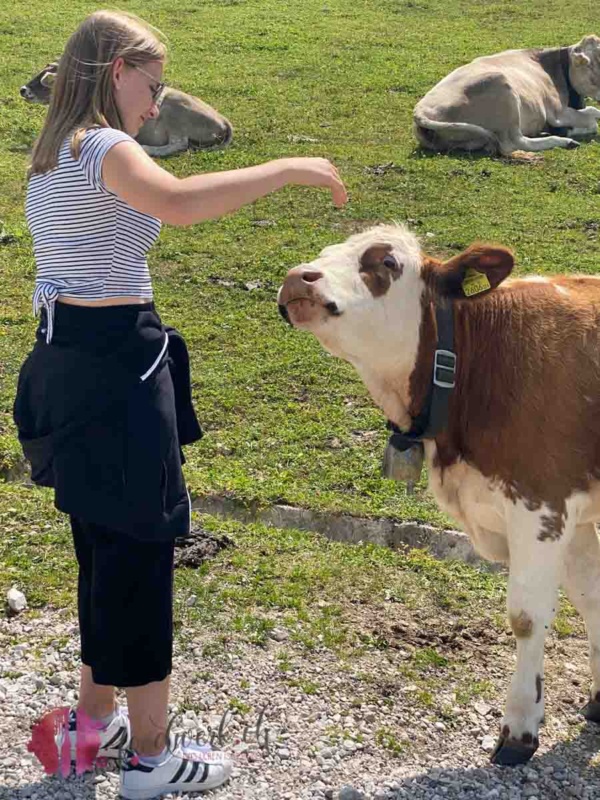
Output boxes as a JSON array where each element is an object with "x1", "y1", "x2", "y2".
[
  {"x1": 560, "y1": 47, "x2": 585, "y2": 110},
  {"x1": 387, "y1": 303, "x2": 456, "y2": 452}
]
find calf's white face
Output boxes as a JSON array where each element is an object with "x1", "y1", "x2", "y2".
[
  {"x1": 278, "y1": 225, "x2": 425, "y2": 372},
  {"x1": 570, "y1": 35, "x2": 600, "y2": 101},
  {"x1": 279, "y1": 224, "x2": 514, "y2": 426}
]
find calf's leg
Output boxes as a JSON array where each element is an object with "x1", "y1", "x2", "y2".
[
  {"x1": 499, "y1": 133, "x2": 580, "y2": 155},
  {"x1": 491, "y1": 503, "x2": 574, "y2": 765},
  {"x1": 494, "y1": 86, "x2": 580, "y2": 154},
  {"x1": 561, "y1": 523, "x2": 600, "y2": 721},
  {"x1": 550, "y1": 106, "x2": 600, "y2": 137}
]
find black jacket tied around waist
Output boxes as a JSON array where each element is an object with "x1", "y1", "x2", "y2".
[{"x1": 13, "y1": 302, "x2": 202, "y2": 541}]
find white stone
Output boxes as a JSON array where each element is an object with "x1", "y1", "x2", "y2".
[{"x1": 6, "y1": 588, "x2": 27, "y2": 613}]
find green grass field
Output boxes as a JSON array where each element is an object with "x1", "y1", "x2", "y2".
[
  {"x1": 1, "y1": 0, "x2": 599, "y2": 529},
  {"x1": 0, "y1": 480, "x2": 581, "y2": 685}
]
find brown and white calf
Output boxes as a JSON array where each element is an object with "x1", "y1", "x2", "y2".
[{"x1": 278, "y1": 224, "x2": 600, "y2": 764}]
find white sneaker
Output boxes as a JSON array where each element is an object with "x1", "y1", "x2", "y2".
[
  {"x1": 96, "y1": 706, "x2": 131, "y2": 758},
  {"x1": 57, "y1": 706, "x2": 130, "y2": 764},
  {"x1": 120, "y1": 744, "x2": 232, "y2": 799}
]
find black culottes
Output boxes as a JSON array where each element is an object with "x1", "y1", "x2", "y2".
[{"x1": 71, "y1": 515, "x2": 175, "y2": 686}]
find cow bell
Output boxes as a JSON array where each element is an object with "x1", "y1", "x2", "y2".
[{"x1": 382, "y1": 440, "x2": 424, "y2": 494}]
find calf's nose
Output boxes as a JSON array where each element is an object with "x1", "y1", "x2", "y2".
[
  {"x1": 278, "y1": 266, "x2": 325, "y2": 318},
  {"x1": 301, "y1": 270, "x2": 324, "y2": 283},
  {"x1": 216, "y1": 121, "x2": 233, "y2": 146},
  {"x1": 286, "y1": 266, "x2": 324, "y2": 284}
]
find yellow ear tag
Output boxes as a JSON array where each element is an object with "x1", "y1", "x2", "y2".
[{"x1": 462, "y1": 267, "x2": 491, "y2": 297}]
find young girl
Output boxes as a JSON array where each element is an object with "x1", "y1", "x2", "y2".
[{"x1": 14, "y1": 9, "x2": 346, "y2": 799}]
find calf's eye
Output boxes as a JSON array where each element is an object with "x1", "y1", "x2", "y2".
[{"x1": 382, "y1": 254, "x2": 398, "y2": 270}]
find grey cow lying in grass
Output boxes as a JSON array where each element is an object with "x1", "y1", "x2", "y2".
[
  {"x1": 21, "y1": 61, "x2": 233, "y2": 157},
  {"x1": 279, "y1": 224, "x2": 600, "y2": 764},
  {"x1": 413, "y1": 35, "x2": 600, "y2": 155}
]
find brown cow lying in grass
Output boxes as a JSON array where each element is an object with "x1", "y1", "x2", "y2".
[
  {"x1": 21, "y1": 61, "x2": 232, "y2": 157},
  {"x1": 413, "y1": 35, "x2": 600, "y2": 154},
  {"x1": 278, "y1": 224, "x2": 600, "y2": 764}
]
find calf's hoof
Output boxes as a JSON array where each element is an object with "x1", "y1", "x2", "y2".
[
  {"x1": 490, "y1": 732, "x2": 538, "y2": 766},
  {"x1": 565, "y1": 139, "x2": 580, "y2": 149},
  {"x1": 581, "y1": 697, "x2": 600, "y2": 723}
]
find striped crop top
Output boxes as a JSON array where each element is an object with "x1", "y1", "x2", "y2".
[{"x1": 25, "y1": 127, "x2": 162, "y2": 343}]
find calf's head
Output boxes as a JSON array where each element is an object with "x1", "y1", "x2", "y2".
[
  {"x1": 179, "y1": 94, "x2": 233, "y2": 150},
  {"x1": 570, "y1": 35, "x2": 600, "y2": 101},
  {"x1": 20, "y1": 62, "x2": 59, "y2": 104},
  {"x1": 278, "y1": 224, "x2": 513, "y2": 388}
]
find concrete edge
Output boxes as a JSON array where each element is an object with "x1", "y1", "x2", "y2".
[
  {"x1": 0, "y1": 457, "x2": 501, "y2": 573},
  {"x1": 191, "y1": 494, "x2": 504, "y2": 573}
]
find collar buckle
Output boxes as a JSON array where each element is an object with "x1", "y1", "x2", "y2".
[{"x1": 433, "y1": 349, "x2": 456, "y2": 389}]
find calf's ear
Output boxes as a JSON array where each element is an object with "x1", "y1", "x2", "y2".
[
  {"x1": 573, "y1": 50, "x2": 591, "y2": 67},
  {"x1": 424, "y1": 243, "x2": 514, "y2": 299},
  {"x1": 40, "y1": 71, "x2": 56, "y2": 88}
]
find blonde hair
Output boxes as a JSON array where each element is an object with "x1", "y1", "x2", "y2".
[{"x1": 29, "y1": 9, "x2": 167, "y2": 176}]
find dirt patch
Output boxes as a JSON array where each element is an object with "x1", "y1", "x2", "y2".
[
  {"x1": 504, "y1": 150, "x2": 544, "y2": 164},
  {"x1": 174, "y1": 524, "x2": 234, "y2": 568},
  {"x1": 386, "y1": 617, "x2": 502, "y2": 653},
  {"x1": 364, "y1": 162, "x2": 407, "y2": 176}
]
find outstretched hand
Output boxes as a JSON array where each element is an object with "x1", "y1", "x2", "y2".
[{"x1": 284, "y1": 157, "x2": 348, "y2": 207}]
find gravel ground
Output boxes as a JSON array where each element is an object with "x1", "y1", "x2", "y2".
[{"x1": 2, "y1": 604, "x2": 600, "y2": 800}]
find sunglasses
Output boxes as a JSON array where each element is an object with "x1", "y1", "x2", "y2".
[{"x1": 133, "y1": 64, "x2": 166, "y2": 103}]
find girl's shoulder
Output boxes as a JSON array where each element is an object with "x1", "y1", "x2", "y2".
[
  {"x1": 75, "y1": 127, "x2": 138, "y2": 194},
  {"x1": 79, "y1": 125, "x2": 136, "y2": 147}
]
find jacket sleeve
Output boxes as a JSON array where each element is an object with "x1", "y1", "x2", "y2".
[{"x1": 165, "y1": 327, "x2": 203, "y2": 446}]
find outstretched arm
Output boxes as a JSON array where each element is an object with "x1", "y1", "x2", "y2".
[{"x1": 102, "y1": 140, "x2": 347, "y2": 225}]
